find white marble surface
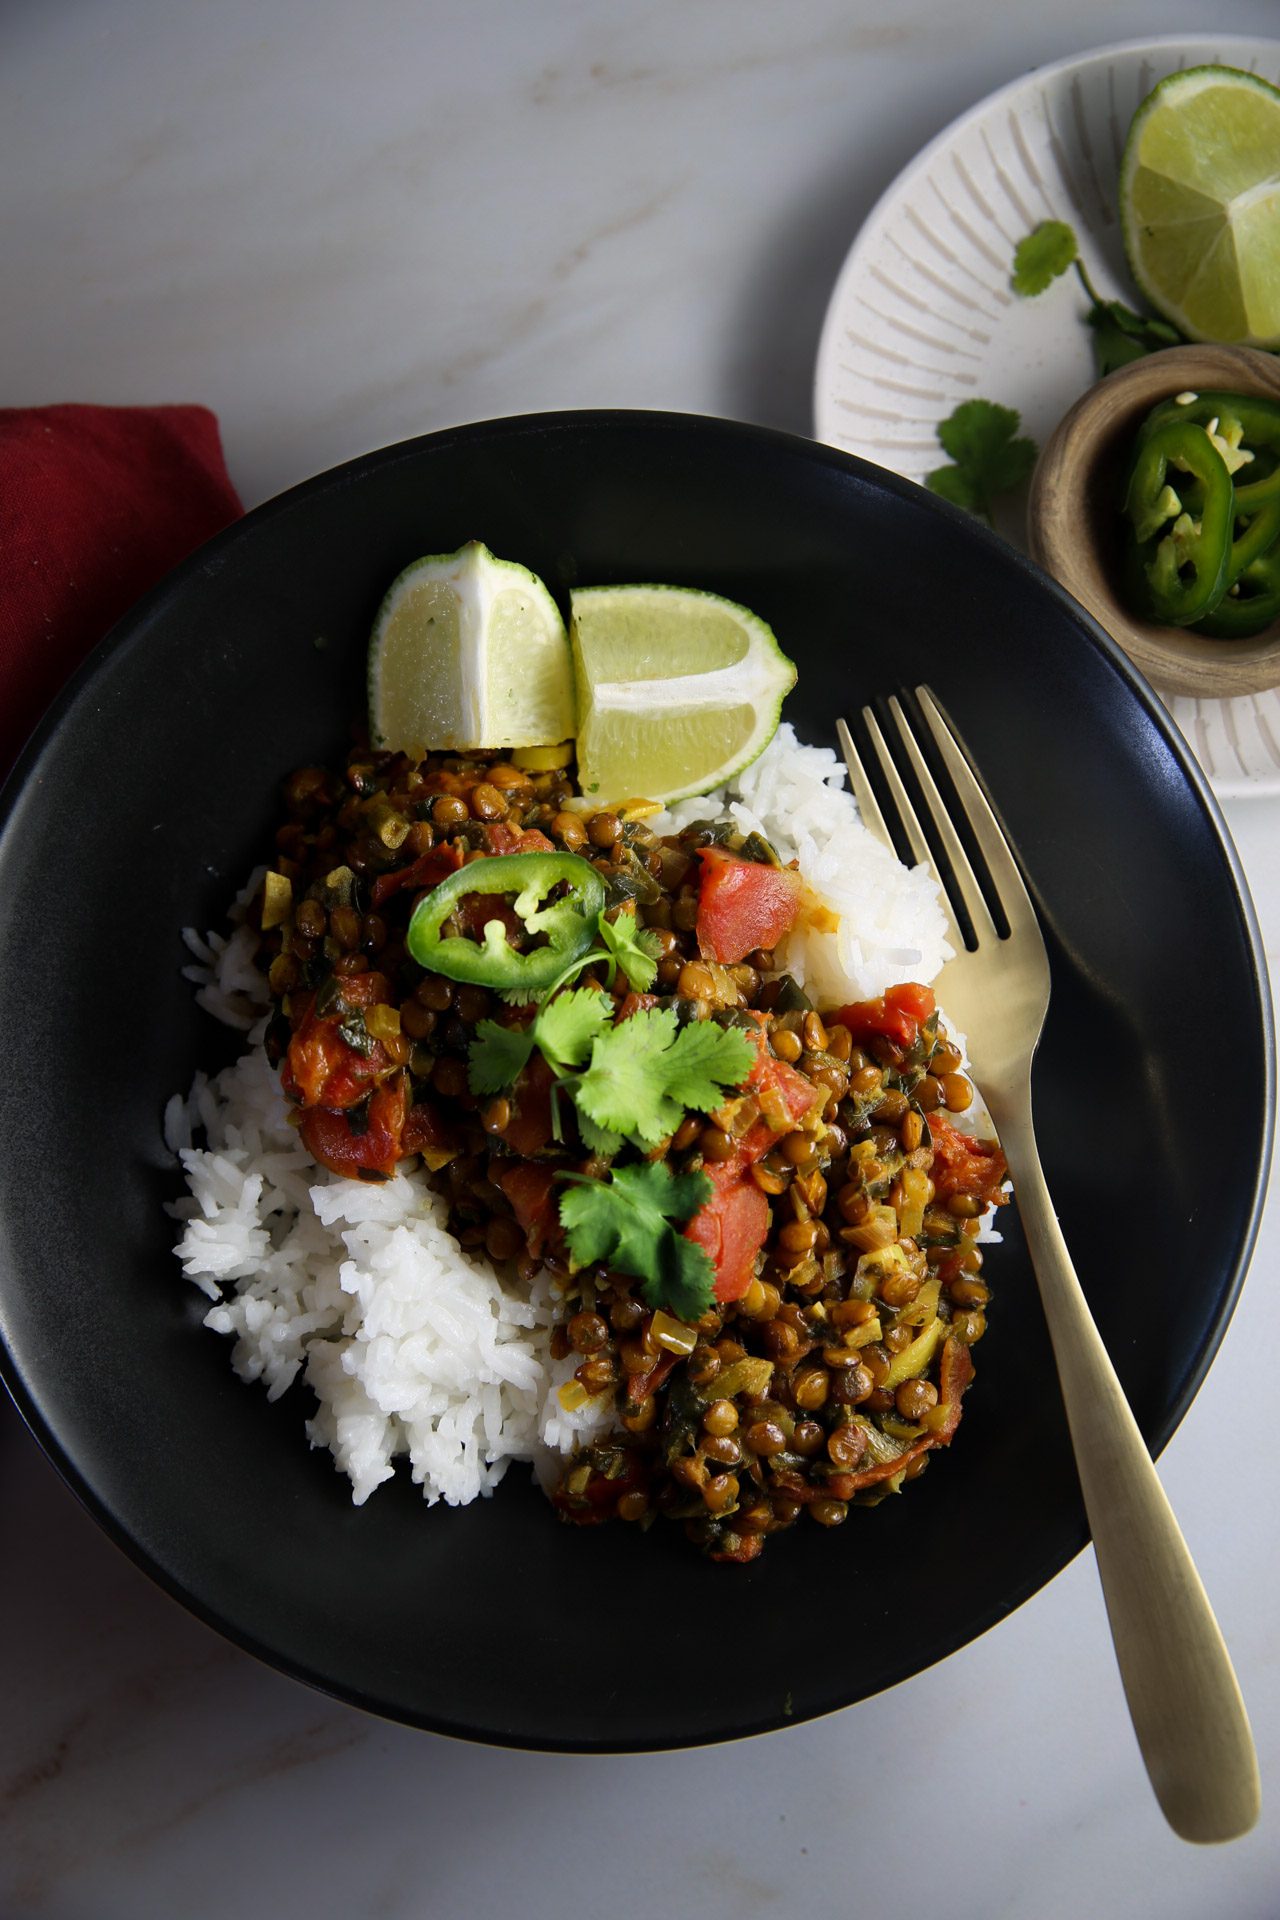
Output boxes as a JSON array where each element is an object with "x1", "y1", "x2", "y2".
[{"x1": 2, "y1": 2, "x2": 1279, "y2": 1913}]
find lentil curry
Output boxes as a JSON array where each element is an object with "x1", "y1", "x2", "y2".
[{"x1": 259, "y1": 736, "x2": 1009, "y2": 1562}]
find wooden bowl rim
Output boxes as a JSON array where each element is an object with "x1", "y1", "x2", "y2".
[{"x1": 1028, "y1": 345, "x2": 1280, "y2": 700}]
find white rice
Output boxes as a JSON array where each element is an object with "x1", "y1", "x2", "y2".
[{"x1": 168, "y1": 726, "x2": 955, "y2": 1509}]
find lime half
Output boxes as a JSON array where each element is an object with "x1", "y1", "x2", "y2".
[
  {"x1": 1120, "y1": 65, "x2": 1280, "y2": 348},
  {"x1": 368, "y1": 541, "x2": 574, "y2": 756},
  {"x1": 570, "y1": 584, "x2": 796, "y2": 805}
]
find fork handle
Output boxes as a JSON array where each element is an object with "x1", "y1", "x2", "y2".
[{"x1": 988, "y1": 1078, "x2": 1260, "y2": 1844}]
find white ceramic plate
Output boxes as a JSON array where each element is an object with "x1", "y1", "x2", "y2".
[{"x1": 813, "y1": 34, "x2": 1280, "y2": 800}]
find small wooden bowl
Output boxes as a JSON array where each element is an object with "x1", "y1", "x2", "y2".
[{"x1": 1028, "y1": 345, "x2": 1280, "y2": 698}]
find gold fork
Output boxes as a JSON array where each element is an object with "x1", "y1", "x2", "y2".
[{"x1": 838, "y1": 688, "x2": 1259, "y2": 1845}]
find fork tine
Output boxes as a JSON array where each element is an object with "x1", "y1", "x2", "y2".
[
  {"x1": 835, "y1": 717, "x2": 893, "y2": 855},
  {"x1": 861, "y1": 707, "x2": 931, "y2": 869},
  {"x1": 913, "y1": 687, "x2": 1042, "y2": 943},
  {"x1": 887, "y1": 696, "x2": 1000, "y2": 948},
  {"x1": 859, "y1": 706, "x2": 965, "y2": 959}
]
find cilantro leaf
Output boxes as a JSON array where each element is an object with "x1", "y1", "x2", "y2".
[
  {"x1": 1085, "y1": 293, "x2": 1183, "y2": 378},
  {"x1": 499, "y1": 986, "x2": 544, "y2": 1007},
  {"x1": 1008, "y1": 221, "x2": 1190, "y2": 386},
  {"x1": 558, "y1": 1162, "x2": 715, "y2": 1321},
  {"x1": 927, "y1": 399, "x2": 1037, "y2": 526},
  {"x1": 467, "y1": 1018, "x2": 535, "y2": 1095},
  {"x1": 572, "y1": 1008, "x2": 756, "y2": 1146},
  {"x1": 597, "y1": 905, "x2": 662, "y2": 992},
  {"x1": 1087, "y1": 303, "x2": 1151, "y2": 378},
  {"x1": 468, "y1": 986, "x2": 610, "y2": 1094},
  {"x1": 1069, "y1": 258, "x2": 1186, "y2": 378},
  {"x1": 658, "y1": 1020, "x2": 757, "y2": 1114},
  {"x1": 922, "y1": 460, "x2": 978, "y2": 515},
  {"x1": 535, "y1": 987, "x2": 613, "y2": 1074},
  {"x1": 1010, "y1": 224, "x2": 1186, "y2": 375},
  {"x1": 573, "y1": 1006, "x2": 685, "y2": 1144},
  {"x1": 575, "y1": 1112, "x2": 626, "y2": 1159},
  {"x1": 1011, "y1": 220, "x2": 1077, "y2": 296}
]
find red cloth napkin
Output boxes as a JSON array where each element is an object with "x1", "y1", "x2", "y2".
[{"x1": 0, "y1": 403, "x2": 243, "y2": 783}]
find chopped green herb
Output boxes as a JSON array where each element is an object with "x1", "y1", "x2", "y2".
[
  {"x1": 1011, "y1": 220, "x2": 1077, "y2": 296},
  {"x1": 926, "y1": 400, "x2": 1037, "y2": 525},
  {"x1": 468, "y1": 921, "x2": 753, "y2": 1144},
  {"x1": 337, "y1": 1012, "x2": 377, "y2": 1058},
  {"x1": 558, "y1": 1161, "x2": 716, "y2": 1321}
]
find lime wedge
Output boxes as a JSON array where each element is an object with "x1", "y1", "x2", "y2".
[
  {"x1": 368, "y1": 541, "x2": 574, "y2": 756},
  {"x1": 1120, "y1": 65, "x2": 1280, "y2": 348},
  {"x1": 570, "y1": 585, "x2": 796, "y2": 805}
]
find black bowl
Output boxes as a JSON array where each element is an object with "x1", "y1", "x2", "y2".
[{"x1": 0, "y1": 412, "x2": 1272, "y2": 1751}]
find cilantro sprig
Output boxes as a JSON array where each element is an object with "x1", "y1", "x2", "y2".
[
  {"x1": 1011, "y1": 219, "x2": 1185, "y2": 377},
  {"x1": 597, "y1": 906, "x2": 662, "y2": 993},
  {"x1": 927, "y1": 216, "x2": 1191, "y2": 525},
  {"x1": 500, "y1": 902, "x2": 660, "y2": 1006},
  {"x1": 468, "y1": 985, "x2": 612, "y2": 1095},
  {"x1": 466, "y1": 933, "x2": 756, "y2": 1318},
  {"x1": 925, "y1": 401, "x2": 1037, "y2": 524},
  {"x1": 573, "y1": 1008, "x2": 755, "y2": 1148},
  {"x1": 469, "y1": 988, "x2": 754, "y2": 1151},
  {"x1": 558, "y1": 1161, "x2": 716, "y2": 1321}
]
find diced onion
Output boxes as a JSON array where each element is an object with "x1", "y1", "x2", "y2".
[
  {"x1": 897, "y1": 1166, "x2": 930, "y2": 1238},
  {"x1": 651, "y1": 1310, "x2": 697, "y2": 1355},
  {"x1": 848, "y1": 1316, "x2": 883, "y2": 1349},
  {"x1": 261, "y1": 870, "x2": 293, "y2": 931},
  {"x1": 365, "y1": 1003, "x2": 402, "y2": 1043},
  {"x1": 882, "y1": 1316, "x2": 944, "y2": 1390}
]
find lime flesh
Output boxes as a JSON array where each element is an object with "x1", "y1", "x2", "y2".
[
  {"x1": 571, "y1": 584, "x2": 796, "y2": 805},
  {"x1": 1121, "y1": 66, "x2": 1280, "y2": 348},
  {"x1": 368, "y1": 542, "x2": 573, "y2": 757}
]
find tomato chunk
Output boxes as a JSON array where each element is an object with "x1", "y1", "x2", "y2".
[
  {"x1": 830, "y1": 982, "x2": 936, "y2": 1049},
  {"x1": 695, "y1": 848, "x2": 801, "y2": 965},
  {"x1": 684, "y1": 1162, "x2": 770, "y2": 1302},
  {"x1": 737, "y1": 1053, "x2": 820, "y2": 1165},
  {"x1": 282, "y1": 972, "x2": 394, "y2": 1109},
  {"x1": 299, "y1": 1075, "x2": 406, "y2": 1178},
  {"x1": 485, "y1": 822, "x2": 556, "y2": 856},
  {"x1": 454, "y1": 892, "x2": 525, "y2": 945},
  {"x1": 627, "y1": 1349, "x2": 680, "y2": 1404},
  {"x1": 495, "y1": 1160, "x2": 559, "y2": 1251},
  {"x1": 927, "y1": 1111, "x2": 1008, "y2": 1206},
  {"x1": 503, "y1": 1052, "x2": 558, "y2": 1158},
  {"x1": 370, "y1": 841, "x2": 463, "y2": 910},
  {"x1": 400, "y1": 1096, "x2": 461, "y2": 1169}
]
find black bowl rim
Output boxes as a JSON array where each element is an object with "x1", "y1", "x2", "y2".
[{"x1": 0, "y1": 408, "x2": 1273, "y2": 1746}]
